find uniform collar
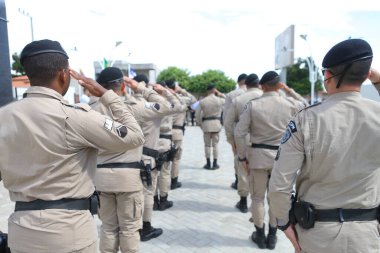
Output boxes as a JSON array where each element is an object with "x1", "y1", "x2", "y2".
[
  {"x1": 246, "y1": 87, "x2": 261, "y2": 92},
  {"x1": 326, "y1": 91, "x2": 361, "y2": 101},
  {"x1": 24, "y1": 86, "x2": 64, "y2": 101},
  {"x1": 261, "y1": 91, "x2": 279, "y2": 97}
]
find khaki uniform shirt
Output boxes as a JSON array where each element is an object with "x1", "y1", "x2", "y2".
[
  {"x1": 196, "y1": 94, "x2": 225, "y2": 133},
  {"x1": 90, "y1": 84, "x2": 180, "y2": 192},
  {"x1": 172, "y1": 90, "x2": 195, "y2": 141},
  {"x1": 224, "y1": 87, "x2": 263, "y2": 144},
  {"x1": 235, "y1": 91, "x2": 305, "y2": 169},
  {"x1": 269, "y1": 92, "x2": 380, "y2": 223},
  {"x1": 223, "y1": 86, "x2": 247, "y2": 114},
  {"x1": 0, "y1": 87, "x2": 144, "y2": 252}
]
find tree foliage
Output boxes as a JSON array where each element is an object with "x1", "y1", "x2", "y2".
[
  {"x1": 186, "y1": 70, "x2": 235, "y2": 94},
  {"x1": 287, "y1": 58, "x2": 323, "y2": 96},
  {"x1": 12, "y1": 52, "x2": 25, "y2": 76},
  {"x1": 156, "y1": 66, "x2": 191, "y2": 87}
]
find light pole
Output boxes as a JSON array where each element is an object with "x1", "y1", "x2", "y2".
[
  {"x1": 300, "y1": 34, "x2": 318, "y2": 105},
  {"x1": 18, "y1": 8, "x2": 34, "y2": 41}
]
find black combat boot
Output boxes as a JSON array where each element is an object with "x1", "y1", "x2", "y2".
[
  {"x1": 203, "y1": 158, "x2": 211, "y2": 169},
  {"x1": 212, "y1": 159, "x2": 220, "y2": 169},
  {"x1": 235, "y1": 196, "x2": 248, "y2": 213},
  {"x1": 251, "y1": 224, "x2": 266, "y2": 249},
  {"x1": 170, "y1": 177, "x2": 182, "y2": 189},
  {"x1": 159, "y1": 194, "x2": 173, "y2": 211},
  {"x1": 153, "y1": 195, "x2": 159, "y2": 211},
  {"x1": 266, "y1": 225, "x2": 278, "y2": 250},
  {"x1": 140, "y1": 221, "x2": 163, "y2": 241},
  {"x1": 230, "y1": 174, "x2": 238, "y2": 189}
]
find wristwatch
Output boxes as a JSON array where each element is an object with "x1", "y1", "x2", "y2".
[{"x1": 238, "y1": 157, "x2": 247, "y2": 162}]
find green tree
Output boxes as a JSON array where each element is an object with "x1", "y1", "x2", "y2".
[
  {"x1": 187, "y1": 70, "x2": 235, "y2": 94},
  {"x1": 157, "y1": 66, "x2": 191, "y2": 88},
  {"x1": 286, "y1": 57, "x2": 323, "y2": 96},
  {"x1": 11, "y1": 52, "x2": 25, "y2": 76}
]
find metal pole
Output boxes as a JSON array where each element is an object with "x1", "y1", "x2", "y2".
[
  {"x1": 300, "y1": 35, "x2": 316, "y2": 105},
  {"x1": 30, "y1": 16, "x2": 34, "y2": 41},
  {"x1": 0, "y1": 0, "x2": 13, "y2": 106}
]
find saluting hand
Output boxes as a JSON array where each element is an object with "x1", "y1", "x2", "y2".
[
  {"x1": 70, "y1": 69, "x2": 107, "y2": 97},
  {"x1": 284, "y1": 224, "x2": 302, "y2": 253},
  {"x1": 123, "y1": 77, "x2": 139, "y2": 92},
  {"x1": 153, "y1": 84, "x2": 166, "y2": 94},
  {"x1": 369, "y1": 68, "x2": 380, "y2": 84}
]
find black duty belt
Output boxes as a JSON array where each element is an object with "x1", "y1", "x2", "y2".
[
  {"x1": 143, "y1": 147, "x2": 159, "y2": 159},
  {"x1": 315, "y1": 208, "x2": 378, "y2": 222},
  {"x1": 251, "y1": 143, "x2": 279, "y2": 150},
  {"x1": 173, "y1": 125, "x2": 184, "y2": 130},
  {"x1": 202, "y1": 116, "x2": 221, "y2": 121},
  {"x1": 15, "y1": 198, "x2": 90, "y2": 212},
  {"x1": 159, "y1": 134, "x2": 172, "y2": 140},
  {"x1": 97, "y1": 162, "x2": 143, "y2": 169}
]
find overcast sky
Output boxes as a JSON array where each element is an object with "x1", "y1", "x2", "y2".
[{"x1": 5, "y1": 0, "x2": 380, "y2": 82}]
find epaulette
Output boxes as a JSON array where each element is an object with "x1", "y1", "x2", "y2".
[
  {"x1": 296, "y1": 102, "x2": 322, "y2": 115},
  {"x1": 242, "y1": 96, "x2": 261, "y2": 112},
  {"x1": 62, "y1": 102, "x2": 92, "y2": 112}
]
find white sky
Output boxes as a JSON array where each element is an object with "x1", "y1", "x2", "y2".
[{"x1": 5, "y1": 0, "x2": 380, "y2": 82}]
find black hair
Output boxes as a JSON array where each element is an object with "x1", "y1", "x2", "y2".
[
  {"x1": 329, "y1": 58, "x2": 372, "y2": 86},
  {"x1": 237, "y1": 73, "x2": 247, "y2": 82},
  {"x1": 263, "y1": 76, "x2": 280, "y2": 87},
  {"x1": 23, "y1": 53, "x2": 68, "y2": 85}
]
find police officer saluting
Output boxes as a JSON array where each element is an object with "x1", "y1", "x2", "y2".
[
  {"x1": 269, "y1": 39, "x2": 380, "y2": 253},
  {"x1": 0, "y1": 40, "x2": 144, "y2": 253}
]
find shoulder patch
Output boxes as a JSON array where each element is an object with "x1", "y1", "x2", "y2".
[
  {"x1": 242, "y1": 97, "x2": 261, "y2": 112},
  {"x1": 116, "y1": 125, "x2": 128, "y2": 138},
  {"x1": 145, "y1": 102, "x2": 160, "y2": 111},
  {"x1": 104, "y1": 118, "x2": 114, "y2": 131},
  {"x1": 280, "y1": 129, "x2": 291, "y2": 144},
  {"x1": 288, "y1": 120, "x2": 297, "y2": 133}
]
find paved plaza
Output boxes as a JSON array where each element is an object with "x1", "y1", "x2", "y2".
[{"x1": 0, "y1": 126, "x2": 294, "y2": 253}]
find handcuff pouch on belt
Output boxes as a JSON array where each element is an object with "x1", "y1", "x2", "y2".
[
  {"x1": 0, "y1": 232, "x2": 10, "y2": 253},
  {"x1": 89, "y1": 191, "x2": 100, "y2": 215},
  {"x1": 140, "y1": 161, "x2": 152, "y2": 186},
  {"x1": 293, "y1": 201, "x2": 316, "y2": 229}
]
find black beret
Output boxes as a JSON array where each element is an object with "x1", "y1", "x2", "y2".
[
  {"x1": 133, "y1": 74, "x2": 149, "y2": 84},
  {"x1": 237, "y1": 73, "x2": 248, "y2": 82},
  {"x1": 245, "y1": 73, "x2": 259, "y2": 85},
  {"x1": 260, "y1": 71, "x2": 279, "y2": 85},
  {"x1": 166, "y1": 80, "x2": 176, "y2": 89},
  {"x1": 20, "y1": 39, "x2": 68, "y2": 66},
  {"x1": 96, "y1": 67, "x2": 123, "y2": 85},
  {"x1": 322, "y1": 39, "x2": 373, "y2": 68},
  {"x1": 207, "y1": 84, "x2": 215, "y2": 91}
]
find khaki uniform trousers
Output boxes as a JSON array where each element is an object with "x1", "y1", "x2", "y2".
[
  {"x1": 12, "y1": 242, "x2": 98, "y2": 253},
  {"x1": 249, "y1": 168, "x2": 276, "y2": 228},
  {"x1": 237, "y1": 158, "x2": 249, "y2": 197},
  {"x1": 143, "y1": 169, "x2": 159, "y2": 222},
  {"x1": 157, "y1": 160, "x2": 171, "y2": 197},
  {"x1": 98, "y1": 191, "x2": 143, "y2": 253},
  {"x1": 203, "y1": 132, "x2": 219, "y2": 159},
  {"x1": 297, "y1": 221, "x2": 380, "y2": 253},
  {"x1": 171, "y1": 140, "x2": 183, "y2": 179}
]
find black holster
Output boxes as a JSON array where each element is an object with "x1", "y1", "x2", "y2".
[
  {"x1": 293, "y1": 201, "x2": 316, "y2": 229},
  {"x1": 140, "y1": 162, "x2": 152, "y2": 186},
  {"x1": 167, "y1": 144, "x2": 179, "y2": 161},
  {"x1": 89, "y1": 191, "x2": 100, "y2": 215},
  {"x1": 0, "y1": 232, "x2": 11, "y2": 253}
]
